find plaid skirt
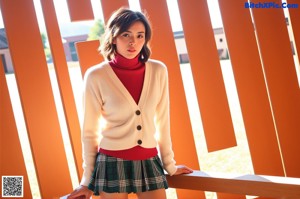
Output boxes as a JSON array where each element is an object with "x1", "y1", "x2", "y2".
[{"x1": 87, "y1": 153, "x2": 168, "y2": 195}]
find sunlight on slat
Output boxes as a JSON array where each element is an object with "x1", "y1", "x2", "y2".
[{"x1": 5, "y1": 74, "x2": 41, "y2": 199}]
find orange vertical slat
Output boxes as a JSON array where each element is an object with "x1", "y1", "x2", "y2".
[
  {"x1": 0, "y1": 0, "x2": 73, "y2": 198},
  {"x1": 139, "y1": 1, "x2": 203, "y2": 198},
  {"x1": 0, "y1": 59, "x2": 32, "y2": 199},
  {"x1": 41, "y1": 0, "x2": 83, "y2": 180},
  {"x1": 75, "y1": 40, "x2": 103, "y2": 77},
  {"x1": 251, "y1": 0, "x2": 300, "y2": 177},
  {"x1": 67, "y1": 0, "x2": 94, "y2": 21},
  {"x1": 218, "y1": 0, "x2": 284, "y2": 177},
  {"x1": 287, "y1": 0, "x2": 300, "y2": 67},
  {"x1": 100, "y1": 0, "x2": 129, "y2": 23},
  {"x1": 177, "y1": 0, "x2": 236, "y2": 152},
  {"x1": 178, "y1": 0, "x2": 242, "y2": 197}
]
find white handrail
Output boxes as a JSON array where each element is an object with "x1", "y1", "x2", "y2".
[{"x1": 167, "y1": 171, "x2": 300, "y2": 199}]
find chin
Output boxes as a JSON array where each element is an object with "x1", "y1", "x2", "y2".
[{"x1": 127, "y1": 54, "x2": 138, "y2": 59}]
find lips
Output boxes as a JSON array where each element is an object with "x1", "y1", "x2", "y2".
[{"x1": 128, "y1": 48, "x2": 136, "y2": 53}]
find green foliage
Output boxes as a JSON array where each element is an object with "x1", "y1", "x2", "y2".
[
  {"x1": 44, "y1": 48, "x2": 52, "y2": 62},
  {"x1": 41, "y1": 32, "x2": 47, "y2": 48},
  {"x1": 40, "y1": 32, "x2": 52, "y2": 62},
  {"x1": 87, "y1": 19, "x2": 105, "y2": 41}
]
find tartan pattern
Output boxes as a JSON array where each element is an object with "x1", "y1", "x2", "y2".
[{"x1": 88, "y1": 153, "x2": 168, "y2": 195}]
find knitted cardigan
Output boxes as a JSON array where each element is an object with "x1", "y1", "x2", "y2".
[{"x1": 80, "y1": 59, "x2": 177, "y2": 186}]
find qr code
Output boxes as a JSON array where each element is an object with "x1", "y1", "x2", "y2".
[{"x1": 2, "y1": 176, "x2": 23, "y2": 198}]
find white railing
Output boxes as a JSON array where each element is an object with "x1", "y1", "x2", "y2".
[{"x1": 167, "y1": 171, "x2": 300, "y2": 199}]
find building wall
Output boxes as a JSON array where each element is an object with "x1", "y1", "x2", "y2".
[
  {"x1": 174, "y1": 29, "x2": 229, "y2": 63},
  {"x1": 0, "y1": 48, "x2": 13, "y2": 73},
  {"x1": 63, "y1": 34, "x2": 88, "y2": 62}
]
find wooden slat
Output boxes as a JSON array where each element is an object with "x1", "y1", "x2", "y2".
[
  {"x1": 100, "y1": 0, "x2": 129, "y2": 23},
  {"x1": 66, "y1": 0, "x2": 94, "y2": 21},
  {"x1": 75, "y1": 40, "x2": 103, "y2": 77},
  {"x1": 0, "y1": 58, "x2": 32, "y2": 199},
  {"x1": 287, "y1": 0, "x2": 300, "y2": 68},
  {"x1": 218, "y1": 0, "x2": 284, "y2": 176},
  {"x1": 0, "y1": 0, "x2": 73, "y2": 198},
  {"x1": 177, "y1": 1, "x2": 239, "y2": 197},
  {"x1": 167, "y1": 171, "x2": 300, "y2": 199},
  {"x1": 251, "y1": 0, "x2": 300, "y2": 178},
  {"x1": 41, "y1": 0, "x2": 83, "y2": 181},
  {"x1": 177, "y1": 0, "x2": 236, "y2": 153},
  {"x1": 138, "y1": 1, "x2": 203, "y2": 198}
]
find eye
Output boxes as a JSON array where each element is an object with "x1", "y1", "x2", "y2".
[
  {"x1": 122, "y1": 33, "x2": 130, "y2": 37},
  {"x1": 137, "y1": 34, "x2": 144, "y2": 39}
]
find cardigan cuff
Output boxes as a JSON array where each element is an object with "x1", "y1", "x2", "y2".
[{"x1": 165, "y1": 164, "x2": 177, "y2": 176}]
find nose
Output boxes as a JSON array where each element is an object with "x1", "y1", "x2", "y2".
[{"x1": 129, "y1": 36, "x2": 135, "y2": 46}]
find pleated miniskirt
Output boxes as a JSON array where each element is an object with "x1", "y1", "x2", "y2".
[{"x1": 87, "y1": 152, "x2": 169, "y2": 195}]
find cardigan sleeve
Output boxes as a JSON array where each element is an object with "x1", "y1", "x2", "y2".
[
  {"x1": 155, "y1": 64, "x2": 177, "y2": 176},
  {"x1": 80, "y1": 69, "x2": 103, "y2": 186}
]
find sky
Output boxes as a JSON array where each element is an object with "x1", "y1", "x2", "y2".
[{"x1": 0, "y1": 0, "x2": 223, "y2": 32}]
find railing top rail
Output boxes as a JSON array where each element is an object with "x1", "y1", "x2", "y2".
[{"x1": 167, "y1": 171, "x2": 300, "y2": 199}]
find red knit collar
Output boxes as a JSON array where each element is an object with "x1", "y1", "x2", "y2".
[{"x1": 109, "y1": 53, "x2": 143, "y2": 70}]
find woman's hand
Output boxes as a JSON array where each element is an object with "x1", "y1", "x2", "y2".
[
  {"x1": 67, "y1": 185, "x2": 93, "y2": 199},
  {"x1": 173, "y1": 165, "x2": 193, "y2": 175}
]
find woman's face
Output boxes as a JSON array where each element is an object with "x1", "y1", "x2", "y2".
[{"x1": 113, "y1": 21, "x2": 146, "y2": 59}]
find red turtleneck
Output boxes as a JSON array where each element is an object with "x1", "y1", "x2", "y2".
[
  {"x1": 99, "y1": 53, "x2": 158, "y2": 160},
  {"x1": 109, "y1": 53, "x2": 145, "y2": 104}
]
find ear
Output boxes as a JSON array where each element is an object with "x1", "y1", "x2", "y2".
[{"x1": 112, "y1": 38, "x2": 116, "y2": 44}]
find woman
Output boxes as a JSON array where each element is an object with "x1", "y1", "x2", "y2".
[{"x1": 68, "y1": 7, "x2": 193, "y2": 199}]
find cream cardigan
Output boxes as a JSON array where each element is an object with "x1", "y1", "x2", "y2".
[{"x1": 80, "y1": 59, "x2": 177, "y2": 186}]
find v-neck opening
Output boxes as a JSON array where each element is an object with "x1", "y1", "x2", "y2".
[{"x1": 105, "y1": 63, "x2": 149, "y2": 108}]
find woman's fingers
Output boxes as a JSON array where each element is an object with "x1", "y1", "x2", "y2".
[
  {"x1": 174, "y1": 165, "x2": 193, "y2": 175},
  {"x1": 67, "y1": 186, "x2": 92, "y2": 199}
]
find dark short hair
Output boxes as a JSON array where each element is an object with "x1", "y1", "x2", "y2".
[{"x1": 99, "y1": 8, "x2": 152, "y2": 62}]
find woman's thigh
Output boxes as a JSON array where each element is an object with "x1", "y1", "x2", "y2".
[
  {"x1": 100, "y1": 192, "x2": 128, "y2": 199},
  {"x1": 136, "y1": 189, "x2": 166, "y2": 199}
]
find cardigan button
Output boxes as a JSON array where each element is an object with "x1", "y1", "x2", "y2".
[
  {"x1": 135, "y1": 110, "x2": 141, "y2": 115},
  {"x1": 137, "y1": 125, "x2": 142, "y2": 130},
  {"x1": 137, "y1": 139, "x2": 142, "y2": 145}
]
